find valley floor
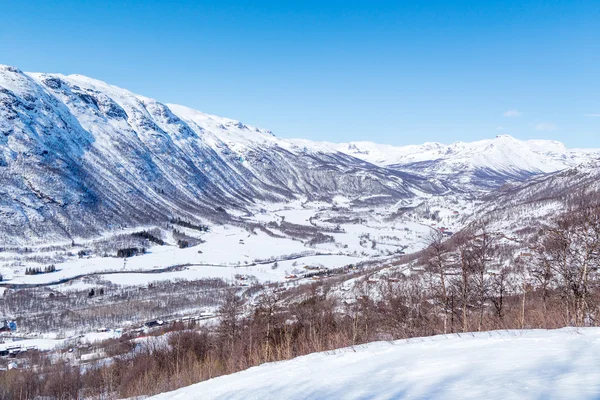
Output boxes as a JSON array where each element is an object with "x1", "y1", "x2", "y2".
[
  {"x1": 0, "y1": 199, "x2": 441, "y2": 289},
  {"x1": 148, "y1": 327, "x2": 600, "y2": 400}
]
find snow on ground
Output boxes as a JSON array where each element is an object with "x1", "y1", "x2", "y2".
[
  {"x1": 0, "y1": 329, "x2": 124, "y2": 352},
  {"x1": 1, "y1": 202, "x2": 437, "y2": 287},
  {"x1": 148, "y1": 328, "x2": 600, "y2": 400},
  {"x1": 80, "y1": 330, "x2": 123, "y2": 343},
  {"x1": 53, "y1": 280, "x2": 99, "y2": 293},
  {"x1": 99, "y1": 254, "x2": 362, "y2": 286},
  {"x1": 0, "y1": 338, "x2": 68, "y2": 352},
  {"x1": 1, "y1": 224, "x2": 322, "y2": 285},
  {"x1": 327, "y1": 220, "x2": 434, "y2": 255}
]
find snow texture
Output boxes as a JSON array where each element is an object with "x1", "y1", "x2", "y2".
[{"x1": 148, "y1": 328, "x2": 600, "y2": 400}]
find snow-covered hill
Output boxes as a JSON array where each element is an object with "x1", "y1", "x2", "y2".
[
  {"x1": 461, "y1": 160, "x2": 600, "y2": 238},
  {"x1": 331, "y1": 136, "x2": 600, "y2": 190},
  {"x1": 148, "y1": 328, "x2": 600, "y2": 400}
]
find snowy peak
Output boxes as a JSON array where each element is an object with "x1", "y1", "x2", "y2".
[
  {"x1": 335, "y1": 134, "x2": 592, "y2": 170},
  {"x1": 330, "y1": 135, "x2": 599, "y2": 189}
]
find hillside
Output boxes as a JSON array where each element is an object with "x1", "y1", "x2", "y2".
[
  {"x1": 3, "y1": 3, "x2": 600, "y2": 400},
  {"x1": 0, "y1": 64, "x2": 440, "y2": 244},
  {"x1": 148, "y1": 328, "x2": 600, "y2": 400},
  {"x1": 458, "y1": 160, "x2": 600, "y2": 240}
]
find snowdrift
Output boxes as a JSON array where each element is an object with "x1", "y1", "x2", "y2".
[{"x1": 148, "y1": 328, "x2": 600, "y2": 400}]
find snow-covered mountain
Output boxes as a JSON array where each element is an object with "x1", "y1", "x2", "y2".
[
  {"x1": 331, "y1": 136, "x2": 600, "y2": 190},
  {"x1": 0, "y1": 65, "x2": 441, "y2": 243},
  {"x1": 1, "y1": 64, "x2": 598, "y2": 243}
]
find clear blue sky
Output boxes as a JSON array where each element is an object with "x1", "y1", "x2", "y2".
[{"x1": 2, "y1": 0, "x2": 599, "y2": 147}]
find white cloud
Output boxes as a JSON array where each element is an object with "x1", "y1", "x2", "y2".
[
  {"x1": 535, "y1": 123, "x2": 558, "y2": 131},
  {"x1": 503, "y1": 110, "x2": 522, "y2": 117},
  {"x1": 585, "y1": 113, "x2": 600, "y2": 117}
]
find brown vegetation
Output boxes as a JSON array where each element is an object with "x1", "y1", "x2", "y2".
[{"x1": 2, "y1": 197, "x2": 600, "y2": 399}]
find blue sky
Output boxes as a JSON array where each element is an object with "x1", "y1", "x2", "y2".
[{"x1": 1, "y1": 0, "x2": 599, "y2": 147}]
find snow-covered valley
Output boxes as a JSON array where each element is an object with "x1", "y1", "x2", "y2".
[
  {"x1": 2, "y1": 64, "x2": 600, "y2": 400},
  {"x1": 1, "y1": 63, "x2": 598, "y2": 245},
  {"x1": 0, "y1": 198, "x2": 441, "y2": 289},
  {"x1": 1, "y1": 63, "x2": 593, "y2": 295}
]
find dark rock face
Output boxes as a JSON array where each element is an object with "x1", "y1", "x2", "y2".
[{"x1": 42, "y1": 77, "x2": 62, "y2": 89}]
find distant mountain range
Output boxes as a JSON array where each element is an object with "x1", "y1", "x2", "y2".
[
  {"x1": 1, "y1": 64, "x2": 598, "y2": 243},
  {"x1": 324, "y1": 136, "x2": 599, "y2": 190}
]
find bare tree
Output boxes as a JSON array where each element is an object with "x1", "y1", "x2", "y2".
[
  {"x1": 424, "y1": 230, "x2": 451, "y2": 333},
  {"x1": 530, "y1": 241, "x2": 556, "y2": 328},
  {"x1": 452, "y1": 232, "x2": 476, "y2": 333},
  {"x1": 470, "y1": 223, "x2": 498, "y2": 331},
  {"x1": 489, "y1": 266, "x2": 512, "y2": 324},
  {"x1": 254, "y1": 288, "x2": 284, "y2": 361},
  {"x1": 535, "y1": 199, "x2": 600, "y2": 326},
  {"x1": 218, "y1": 288, "x2": 244, "y2": 369}
]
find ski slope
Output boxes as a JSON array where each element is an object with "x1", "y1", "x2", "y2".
[{"x1": 148, "y1": 328, "x2": 600, "y2": 400}]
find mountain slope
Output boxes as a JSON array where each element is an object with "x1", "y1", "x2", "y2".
[
  {"x1": 462, "y1": 160, "x2": 600, "y2": 236},
  {"x1": 0, "y1": 65, "x2": 441, "y2": 244},
  {"x1": 148, "y1": 328, "x2": 600, "y2": 400}
]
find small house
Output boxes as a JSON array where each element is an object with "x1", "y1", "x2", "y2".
[{"x1": 144, "y1": 320, "x2": 164, "y2": 328}]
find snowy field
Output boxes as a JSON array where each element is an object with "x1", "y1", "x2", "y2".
[
  {"x1": 0, "y1": 330, "x2": 122, "y2": 353},
  {"x1": 148, "y1": 328, "x2": 600, "y2": 400},
  {"x1": 0, "y1": 201, "x2": 441, "y2": 287}
]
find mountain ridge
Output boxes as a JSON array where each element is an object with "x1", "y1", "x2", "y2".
[
  {"x1": 329, "y1": 135, "x2": 598, "y2": 168},
  {"x1": 325, "y1": 135, "x2": 600, "y2": 190},
  {"x1": 0, "y1": 65, "x2": 439, "y2": 243},
  {"x1": 1, "y1": 64, "x2": 598, "y2": 243}
]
